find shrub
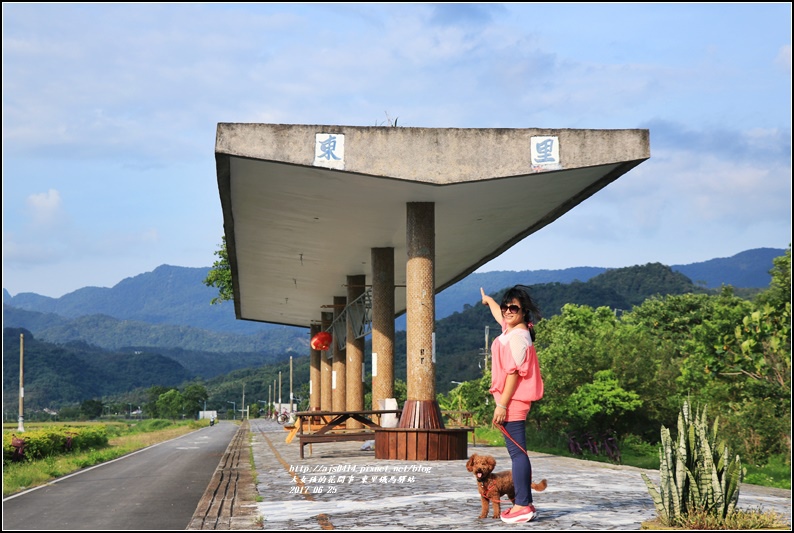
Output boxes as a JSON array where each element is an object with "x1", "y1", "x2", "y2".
[{"x1": 3, "y1": 426, "x2": 109, "y2": 466}]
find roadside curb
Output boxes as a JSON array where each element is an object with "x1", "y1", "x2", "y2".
[{"x1": 188, "y1": 421, "x2": 259, "y2": 530}]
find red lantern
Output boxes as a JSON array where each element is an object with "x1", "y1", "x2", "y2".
[{"x1": 310, "y1": 331, "x2": 332, "y2": 351}]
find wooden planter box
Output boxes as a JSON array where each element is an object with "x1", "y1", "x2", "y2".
[{"x1": 374, "y1": 428, "x2": 471, "y2": 460}]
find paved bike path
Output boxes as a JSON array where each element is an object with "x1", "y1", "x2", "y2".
[{"x1": 3, "y1": 422, "x2": 238, "y2": 531}]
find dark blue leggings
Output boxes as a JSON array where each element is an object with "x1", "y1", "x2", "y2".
[{"x1": 502, "y1": 420, "x2": 533, "y2": 506}]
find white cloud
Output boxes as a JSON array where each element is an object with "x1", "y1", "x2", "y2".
[
  {"x1": 2, "y1": 3, "x2": 790, "y2": 297},
  {"x1": 2, "y1": 235, "x2": 66, "y2": 265},
  {"x1": 775, "y1": 44, "x2": 791, "y2": 71},
  {"x1": 25, "y1": 189, "x2": 66, "y2": 229}
]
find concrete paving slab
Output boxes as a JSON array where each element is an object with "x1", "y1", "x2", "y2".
[{"x1": 244, "y1": 418, "x2": 791, "y2": 530}]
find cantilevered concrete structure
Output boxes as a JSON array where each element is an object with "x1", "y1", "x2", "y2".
[
  {"x1": 215, "y1": 123, "x2": 650, "y2": 459},
  {"x1": 216, "y1": 124, "x2": 649, "y2": 327}
]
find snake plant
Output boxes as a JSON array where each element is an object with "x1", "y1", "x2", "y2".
[{"x1": 642, "y1": 400, "x2": 744, "y2": 526}]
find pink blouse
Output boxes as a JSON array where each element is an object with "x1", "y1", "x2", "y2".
[{"x1": 489, "y1": 325, "x2": 544, "y2": 422}]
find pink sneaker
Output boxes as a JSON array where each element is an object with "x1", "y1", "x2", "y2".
[{"x1": 500, "y1": 504, "x2": 538, "y2": 524}]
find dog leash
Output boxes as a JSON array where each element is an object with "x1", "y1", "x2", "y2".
[{"x1": 497, "y1": 423, "x2": 529, "y2": 455}]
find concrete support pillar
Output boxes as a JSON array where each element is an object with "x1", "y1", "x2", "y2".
[
  {"x1": 320, "y1": 312, "x2": 333, "y2": 411},
  {"x1": 371, "y1": 247, "x2": 395, "y2": 410},
  {"x1": 346, "y1": 275, "x2": 365, "y2": 428},
  {"x1": 405, "y1": 202, "x2": 436, "y2": 401},
  {"x1": 399, "y1": 202, "x2": 443, "y2": 429},
  {"x1": 309, "y1": 323, "x2": 321, "y2": 412},
  {"x1": 332, "y1": 296, "x2": 346, "y2": 411}
]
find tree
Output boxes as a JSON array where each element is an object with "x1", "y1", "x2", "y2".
[
  {"x1": 619, "y1": 330, "x2": 679, "y2": 432},
  {"x1": 563, "y1": 369, "x2": 642, "y2": 433},
  {"x1": 533, "y1": 304, "x2": 619, "y2": 430},
  {"x1": 203, "y1": 236, "x2": 233, "y2": 305},
  {"x1": 80, "y1": 399, "x2": 104, "y2": 419},
  {"x1": 437, "y1": 373, "x2": 491, "y2": 425},
  {"x1": 156, "y1": 389, "x2": 184, "y2": 420},
  {"x1": 182, "y1": 383, "x2": 209, "y2": 415},
  {"x1": 620, "y1": 291, "x2": 748, "y2": 435},
  {"x1": 755, "y1": 245, "x2": 791, "y2": 310},
  {"x1": 145, "y1": 385, "x2": 170, "y2": 418},
  {"x1": 640, "y1": 256, "x2": 791, "y2": 463},
  {"x1": 712, "y1": 250, "x2": 792, "y2": 461}
]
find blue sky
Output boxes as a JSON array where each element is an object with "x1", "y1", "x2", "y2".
[{"x1": 2, "y1": 3, "x2": 791, "y2": 298}]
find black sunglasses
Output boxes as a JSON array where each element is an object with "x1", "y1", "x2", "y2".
[{"x1": 500, "y1": 304, "x2": 522, "y2": 314}]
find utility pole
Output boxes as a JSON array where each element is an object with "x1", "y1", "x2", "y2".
[
  {"x1": 479, "y1": 326, "x2": 490, "y2": 374},
  {"x1": 289, "y1": 356, "x2": 293, "y2": 412},
  {"x1": 242, "y1": 383, "x2": 246, "y2": 420},
  {"x1": 18, "y1": 333, "x2": 25, "y2": 432},
  {"x1": 278, "y1": 371, "x2": 282, "y2": 414}
]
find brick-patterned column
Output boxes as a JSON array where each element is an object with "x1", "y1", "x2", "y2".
[
  {"x1": 332, "y1": 296, "x2": 346, "y2": 412},
  {"x1": 309, "y1": 323, "x2": 321, "y2": 412},
  {"x1": 371, "y1": 247, "x2": 395, "y2": 410},
  {"x1": 320, "y1": 312, "x2": 333, "y2": 411},
  {"x1": 399, "y1": 202, "x2": 443, "y2": 429},
  {"x1": 346, "y1": 275, "x2": 365, "y2": 428}
]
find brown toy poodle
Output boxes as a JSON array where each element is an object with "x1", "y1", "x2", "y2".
[{"x1": 465, "y1": 453, "x2": 548, "y2": 519}]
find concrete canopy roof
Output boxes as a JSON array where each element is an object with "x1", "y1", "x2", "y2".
[{"x1": 215, "y1": 124, "x2": 650, "y2": 329}]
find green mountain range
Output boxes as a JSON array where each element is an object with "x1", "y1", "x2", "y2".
[{"x1": 2, "y1": 248, "x2": 784, "y2": 412}]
